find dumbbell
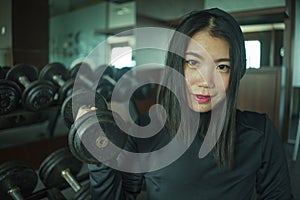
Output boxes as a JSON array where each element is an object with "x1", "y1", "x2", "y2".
[
  {"x1": 39, "y1": 147, "x2": 91, "y2": 199},
  {"x1": 6, "y1": 64, "x2": 56, "y2": 111},
  {"x1": 95, "y1": 66, "x2": 117, "y2": 102},
  {"x1": 73, "y1": 183, "x2": 90, "y2": 200},
  {"x1": 46, "y1": 187, "x2": 67, "y2": 200},
  {"x1": 70, "y1": 62, "x2": 95, "y2": 90},
  {"x1": 61, "y1": 90, "x2": 128, "y2": 164},
  {"x1": 0, "y1": 161, "x2": 38, "y2": 200},
  {"x1": 0, "y1": 67, "x2": 21, "y2": 114},
  {"x1": 39, "y1": 62, "x2": 74, "y2": 103},
  {"x1": 61, "y1": 89, "x2": 108, "y2": 129},
  {"x1": 110, "y1": 67, "x2": 155, "y2": 102}
]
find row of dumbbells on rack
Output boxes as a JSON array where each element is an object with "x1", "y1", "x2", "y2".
[
  {"x1": 0, "y1": 147, "x2": 90, "y2": 200},
  {"x1": 0, "y1": 63, "x2": 153, "y2": 199},
  {"x1": 0, "y1": 62, "x2": 154, "y2": 115},
  {"x1": 0, "y1": 85, "x2": 140, "y2": 199}
]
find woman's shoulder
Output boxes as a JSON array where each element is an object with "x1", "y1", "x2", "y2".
[{"x1": 236, "y1": 109, "x2": 270, "y2": 134}]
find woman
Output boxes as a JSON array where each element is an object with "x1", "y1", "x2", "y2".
[{"x1": 85, "y1": 8, "x2": 294, "y2": 200}]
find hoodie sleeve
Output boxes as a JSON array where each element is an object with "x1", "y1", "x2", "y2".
[{"x1": 256, "y1": 115, "x2": 294, "y2": 200}]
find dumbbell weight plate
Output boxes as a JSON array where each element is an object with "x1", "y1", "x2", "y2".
[
  {"x1": 6, "y1": 64, "x2": 38, "y2": 85},
  {"x1": 58, "y1": 79, "x2": 75, "y2": 103},
  {"x1": 39, "y1": 62, "x2": 70, "y2": 83},
  {"x1": 39, "y1": 147, "x2": 83, "y2": 189},
  {"x1": 0, "y1": 161, "x2": 38, "y2": 200},
  {"x1": 79, "y1": 110, "x2": 127, "y2": 163},
  {"x1": 94, "y1": 66, "x2": 115, "y2": 80},
  {"x1": 68, "y1": 111, "x2": 99, "y2": 164},
  {"x1": 39, "y1": 62, "x2": 72, "y2": 102},
  {"x1": 114, "y1": 67, "x2": 131, "y2": 81},
  {"x1": 69, "y1": 110, "x2": 128, "y2": 164},
  {"x1": 0, "y1": 80, "x2": 21, "y2": 114},
  {"x1": 96, "y1": 73, "x2": 119, "y2": 102},
  {"x1": 70, "y1": 62, "x2": 95, "y2": 90},
  {"x1": 94, "y1": 66, "x2": 117, "y2": 102},
  {"x1": 61, "y1": 90, "x2": 108, "y2": 129},
  {"x1": 70, "y1": 62, "x2": 93, "y2": 78},
  {"x1": 22, "y1": 80, "x2": 55, "y2": 111}
]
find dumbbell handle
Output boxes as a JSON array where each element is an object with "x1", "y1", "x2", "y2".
[
  {"x1": 18, "y1": 76, "x2": 31, "y2": 88},
  {"x1": 78, "y1": 74, "x2": 94, "y2": 88},
  {"x1": 61, "y1": 168, "x2": 81, "y2": 192},
  {"x1": 8, "y1": 187, "x2": 24, "y2": 200},
  {"x1": 53, "y1": 75, "x2": 66, "y2": 87}
]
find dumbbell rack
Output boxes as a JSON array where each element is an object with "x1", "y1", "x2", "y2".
[
  {"x1": 0, "y1": 105, "x2": 61, "y2": 138},
  {"x1": 25, "y1": 173, "x2": 89, "y2": 200}
]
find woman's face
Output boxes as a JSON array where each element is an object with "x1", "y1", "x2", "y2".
[{"x1": 184, "y1": 30, "x2": 230, "y2": 113}]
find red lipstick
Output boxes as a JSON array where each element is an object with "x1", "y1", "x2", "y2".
[{"x1": 194, "y1": 94, "x2": 211, "y2": 103}]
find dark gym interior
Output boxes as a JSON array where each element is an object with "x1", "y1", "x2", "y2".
[{"x1": 0, "y1": 0, "x2": 300, "y2": 199}]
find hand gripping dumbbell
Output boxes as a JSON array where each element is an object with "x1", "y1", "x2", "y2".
[
  {"x1": 6, "y1": 64, "x2": 56, "y2": 111},
  {"x1": 39, "y1": 147, "x2": 91, "y2": 200},
  {"x1": 0, "y1": 67, "x2": 21, "y2": 114},
  {"x1": 39, "y1": 62, "x2": 74, "y2": 103},
  {"x1": 61, "y1": 89, "x2": 108, "y2": 129},
  {"x1": 0, "y1": 161, "x2": 38, "y2": 200},
  {"x1": 61, "y1": 90, "x2": 128, "y2": 164}
]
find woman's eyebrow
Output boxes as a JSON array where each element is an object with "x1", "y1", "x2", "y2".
[
  {"x1": 185, "y1": 52, "x2": 204, "y2": 60},
  {"x1": 214, "y1": 58, "x2": 230, "y2": 63},
  {"x1": 186, "y1": 52, "x2": 230, "y2": 63}
]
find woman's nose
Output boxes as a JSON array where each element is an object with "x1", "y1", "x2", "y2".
[{"x1": 196, "y1": 67, "x2": 215, "y2": 88}]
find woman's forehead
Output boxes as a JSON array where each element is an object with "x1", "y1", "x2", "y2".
[{"x1": 186, "y1": 31, "x2": 230, "y2": 60}]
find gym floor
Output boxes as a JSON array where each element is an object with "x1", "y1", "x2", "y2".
[{"x1": 0, "y1": 115, "x2": 299, "y2": 199}]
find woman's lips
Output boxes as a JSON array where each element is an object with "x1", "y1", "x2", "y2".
[{"x1": 193, "y1": 94, "x2": 211, "y2": 103}]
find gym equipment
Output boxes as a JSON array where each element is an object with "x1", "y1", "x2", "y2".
[
  {"x1": 0, "y1": 67, "x2": 21, "y2": 114},
  {"x1": 112, "y1": 67, "x2": 155, "y2": 102},
  {"x1": 46, "y1": 187, "x2": 67, "y2": 200},
  {"x1": 61, "y1": 89, "x2": 108, "y2": 129},
  {"x1": 95, "y1": 66, "x2": 117, "y2": 102},
  {"x1": 0, "y1": 80, "x2": 21, "y2": 115},
  {"x1": 70, "y1": 62, "x2": 95, "y2": 90},
  {"x1": 39, "y1": 147, "x2": 91, "y2": 199},
  {"x1": 6, "y1": 64, "x2": 55, "y2": 111},
  {"x1": 39, "y1": 62, "x2": 74, "y2": 103},
  {"x1": 95, "y1": 66, "x2": 154, "y2": 102},
  {"x1": 0, "y1": 161, "x2": 38, "y2": 200},
  {"x1": 74, "y1": 183, "x2": 90, "y2": 200},
  {"x1": 68, "y1": 109, "x2": 128, "y2": 164},
  {"x1": 61, "y1": 90, "x2": 128, "y2": 164}
]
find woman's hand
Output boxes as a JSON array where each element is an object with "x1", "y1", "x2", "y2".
[{"x1": 75, "y1": 105, "x2": 97, "y2": 121}]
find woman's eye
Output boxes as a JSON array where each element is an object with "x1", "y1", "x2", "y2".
[
  {"x1": 216, "y1": 64, "x2": 230, "y2": 73},
  {"x1": 185, "y1": 60, "x2": 199, "y2": 68}
]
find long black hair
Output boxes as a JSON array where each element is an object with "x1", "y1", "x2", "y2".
[{"x1": 157, "y1": 8, "x2": 246, "y2": 168}]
